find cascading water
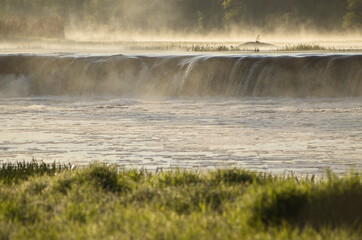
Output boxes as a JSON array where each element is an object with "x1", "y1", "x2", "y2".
[
  {"x1": 0, "y1": 54, "x2": 361, "y2": 98},
  {"x1": 0, "y1": 53, "x2": 361, "y2": 174}
]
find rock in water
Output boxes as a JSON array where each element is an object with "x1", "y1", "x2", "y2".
[{"x1": 239, "y1": 41, "x2": 277, "y2": 50}]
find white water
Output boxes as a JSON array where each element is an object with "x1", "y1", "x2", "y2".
[{"x1": 1, "y1": 96, "x2": 361, "y2": 175}]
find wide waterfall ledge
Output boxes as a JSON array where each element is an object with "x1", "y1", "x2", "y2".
[{"x1": 0, "y1": 53, "x2": 361, "y2": 98}]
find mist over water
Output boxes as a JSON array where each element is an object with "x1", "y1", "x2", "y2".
[{"x1": 1, "y1": 0, "x2": 362, "y2": 46}]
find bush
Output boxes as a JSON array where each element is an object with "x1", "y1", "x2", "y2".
[
  {"x1": 250, "y1": 173, "x2": 362, "y2": 229},
  {"x1": 77, "y1": 164, "x2": 131, "y2": 193}
]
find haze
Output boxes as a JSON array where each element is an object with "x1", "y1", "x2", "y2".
[{"x1": 0, "y1": 0, "x2": 361, "y2": 47}]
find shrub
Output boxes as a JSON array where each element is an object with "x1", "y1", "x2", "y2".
[
  {"x1": 77, "y1": 164, "x2": 131, "y2": 193},
  {"x1": 250, "y1": 173, "x2": 362, "y2": 229}
]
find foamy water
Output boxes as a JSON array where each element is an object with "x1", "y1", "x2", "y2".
[
  {"x1": 1, "y1": 96, "x2": 361, "y2": 175},
  {"x1": 1, "y1": 52, "x2": 361, "y2": 174}
]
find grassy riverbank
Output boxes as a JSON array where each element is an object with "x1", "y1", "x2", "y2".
[
  {"x1": 0, "y1": 162, "x2": 361, "y2": 239},
  {"x1": 2, "y1": 39, "x2": 362, "y2": 53}
]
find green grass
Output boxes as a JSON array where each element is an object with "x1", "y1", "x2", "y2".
[
  {"x1": 0, "y1": 162, "x2": 360, "y2": 239},
  {"x1": 0, "y1": 161, "x2": 70, "y2": 184}
]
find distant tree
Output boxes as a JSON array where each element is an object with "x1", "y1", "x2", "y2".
[
  {"x1": 0, "y1": 0, "x2": 355, "y2": 36},
  {"x1": 222, "y1": 0, "x2": 244, "y2": 22},
  {"x1": 343, "y1": 0, "x2": 362, "y2": 29}
]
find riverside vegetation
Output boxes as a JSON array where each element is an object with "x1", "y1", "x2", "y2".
[
  {"x1": 0, "y1": 162, "x2": 361, "y2": 239},
  {"x1": 1, "y1": 0, "x2": 362, "y2": 39}
]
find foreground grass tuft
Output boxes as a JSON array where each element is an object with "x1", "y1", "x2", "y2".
[
  {"x1": 0, "y1": 162, "x2": 360, "y2": 239},
  {"x1": 251, "y1": 172, "x2": 362, "y2": 229},
  {"x1": 0, "y1": 161, "x2": 69, "y2": 184}
]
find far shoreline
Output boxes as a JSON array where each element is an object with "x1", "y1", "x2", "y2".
[{"x1": 1, "y1": 39, "x2": 362, "y2": 55}]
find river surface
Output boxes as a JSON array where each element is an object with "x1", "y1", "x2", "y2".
[
  {"x1": 0, "y1": 53, "x2": 361, "y2": 175},
  {"x1": 1, "y1": 96, "x2": 361, "y2": 175}
]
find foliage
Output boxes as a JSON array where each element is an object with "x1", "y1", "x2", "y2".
[
  {"x1": 251, "y1": 172, "x2": 362, "y2": 229},
  {"x1": 0, "y1": 162, "x2": 360, "y2": 239},
  {"x1": 0, "y1": 0, "x2": 360, "y2": 40},
  {"x1": 343, "y1": 0, "x2": 362, "y2": 29},
  {"x1": 0, "y1": 161, "x2": 69, "y2": 184}
]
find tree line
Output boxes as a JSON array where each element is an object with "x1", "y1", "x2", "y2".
[{"x1": 0, "y1": 0, "x2": 361, "y2": 39}]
